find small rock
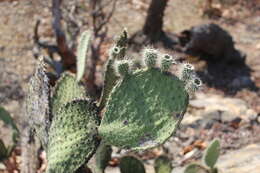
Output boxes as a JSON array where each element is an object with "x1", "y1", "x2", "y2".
[
  {"x1": 196, "y1": 110, "x2": 222, "y2": 129},
  {"x1": 221, "y1": 110, "x2": 240, "y2": 123}
]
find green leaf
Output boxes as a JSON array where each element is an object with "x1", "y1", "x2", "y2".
[
  {"x1": 76, "y1": 30, "x2": 92, "y2": 82},
  {"x1": 154, "y1": 156, "x2": 172, "y2": 173},
  {"x1": 99, "y1": 68, "x2": 188, "y2": 150},
  {"x1": 203, "y1": 139, "x2": 220, "y2": 169},
  {"x1": 47, "y1": 99, "x2": 100, "y2": 173},
  {"x1": 119, "y1": 156, "x2": 145, "y2": 173},
  {"x1": 51, "y1": 72, "x2": 86, "y2": 116}
]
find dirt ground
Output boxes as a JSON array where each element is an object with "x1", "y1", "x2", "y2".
[{"x1": 0, "y1": 0, "x2": 259, "y2": 172}]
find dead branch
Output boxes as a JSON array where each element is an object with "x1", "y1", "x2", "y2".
[
  {"x1": 86, "y1": 0, "x2": 118, "y2": 97},
  {"x1": 33, "y1": 19, "x2": 59, "y2": 59},
  {"x1": 52, "y1": 0, "x2": 76, "y2": 71}
]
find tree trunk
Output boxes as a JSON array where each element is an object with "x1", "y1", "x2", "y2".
[{"x1": 143, "y1": 0, "x2": 169, "y2": 41}]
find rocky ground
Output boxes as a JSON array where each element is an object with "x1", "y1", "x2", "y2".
[{"x1": 0, "y1": 0, "x2": 259, "y2": 173}]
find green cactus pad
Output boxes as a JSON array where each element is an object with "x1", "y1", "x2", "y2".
[
  {"x1": 203, "y1": 139, "x2": 220, "y2": 169},
  {"x1": 95, "y1": 142, "x2": 112, "y2": 173},
  {"x1": 76, "y1": 30, "x2": 92, "y2": 82},
  {"x1": 119, "y1": 156, "x2": 146, "y2": 173},
  {"x1": 154, "y1": 156, "x2": 172, "y2": 173},
  {"x1": 99, "y1": 30, "x2": 127, "y2": 110},
  {"x1": 184, "y1": 163, "x2": 209, "y2": 173},
  {"x1": 47, "y1": 99, "x2": 99, "y2": 173},
  {"x1": 51, "y1": 72, "x2": 86, "y2": 115},
  {"x1": 99, "y1": 68, "x2": 189, "y2": 150}
]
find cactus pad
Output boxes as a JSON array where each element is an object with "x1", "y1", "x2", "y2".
[
  {"x1": 95, "y1": 142, "x2": 112, "y2": 173},
  {"x1": 184, "y1": 163, "x2": 208, "y2": 173},
  {"x1": 154, "y1": 156, "x2": 172, "y2": 173},
  {"x1": 99, "y1": 68, "x2": 189, "y2": 150},
  {"x1": 203, "y1": 139, "x2": 220, "y2": 169},
  {"x1": 99, "y1": 30, "x2": 128, "y2": 110},
  {"x1": 47, "y1": 100, "x2": 99, "y2": 173},
  {"x1": 76, "y1": 30, "x2": 92, "y2": 82},
  {"x1": 119, "y1": 156, "x2": 146, "y2": 173},
  {"x1": 51, "y1": 72, "x2": 86, "y2": 115}
]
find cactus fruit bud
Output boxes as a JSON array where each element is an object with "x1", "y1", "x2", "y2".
[
  {"x1": 115, "y1": 60, "x2": 131, "y2": 77},
  {"x1": 143, "y1": 48, "x2": 158, "y2": 68},
  {"x1": 160, "y1": 54, "x2": 175, "y2": 72},
  {"x1": 179, "y1": 63, "x2": 195, "y2": 82},
  {"x1": 185, "y1": 77, "x2": 202, "y2": 94},
  {"x1": 193, "y1": 77, "x2": 202, "y2": 89},
  {"x1": 110, "y1": 46, "x2": 121, "y2": 59}
]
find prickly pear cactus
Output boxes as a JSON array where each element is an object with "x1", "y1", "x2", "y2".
[
  {"x1": 203, "y1": 139, "x2": 220, "y2": 169},
  {"x1": 95, "y1": 142, "x2": 112, "y2": 173},
  {"x1": 99, "y1": 48, "x2": 201, "y2": 150},
  {"x1": 154, "y1": 156, "x2": 172, "y2": 173},
  {"x1": 119, "y1": 156, "x2": 146, "y2": 173},
  {"x1": 184, "y1": 163, "x2": 209, "y2": 173},
  {"x1": 99, "y1": 30, "x2": 128, "y2": 110},
  {"x1": 47, "y1": 99, "x2": 100, "y2": 173},
  {"x1": 25, "y1": 30, "x2": 103, "y2": 173},
  {"x1": 76, "y1": 30, "x2": 92, "y2": 82},
  {"x1": 51, "y1": 72, "x2": 86, "y2": 115}
]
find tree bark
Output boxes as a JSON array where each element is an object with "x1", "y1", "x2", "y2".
[{"x1": 143, "y1": 0, "x2": 169, "y2": 41}]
